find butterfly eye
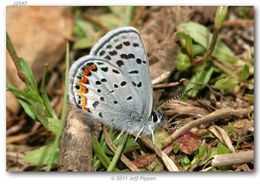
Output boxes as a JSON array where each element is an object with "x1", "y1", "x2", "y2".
[{"x1": 151, "y1": 111, "x2": 158, "y2": 123}]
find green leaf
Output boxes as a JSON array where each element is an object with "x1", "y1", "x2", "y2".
[
  {"x1": 175, "y1": 31, "x2": 193, "y2": 56},
  {"x1": 216, "y1": 141, "x2": 230, "y2": 155},
  {"x1": 92, "y1": 136, "x2": 112, "y2": 169},
  {"x1": 123, "y1": 6, "x2": 134, "y2": 25},
  {"x1": 95, "y1": 13, "x2": 124, "y2": 29},
  {"x1": 178, "y1": 22, "x2": 238, "y2": 64},
  {"x1": 24, "y1": 145, "x2": 59, "y2": 167},
  {"x1": 72, "y1": 22, "x2": 86, "y2": 37},
  {"x1": 214, "y1": 75, "x2": 238, "y2": 90},
  {"x1": 154, "y1": 128, "x2": 170, "y2": 149},
  {"x1": 172, "y1": 142, "x2": 180, "y2": 154},
  {"x1": 180, "y1": 155, "x2": 191, "y2": 169},
  {"x1": 19, "y1": 58, "x2": 38, "y2": 90},
  {"x1": 185, "y1": 62, "x2": 215, "y2": 97},
  {"x1": 73, "y1": 19, "x2": 97, "y2": 49},
  {"x1": 226, "y1": 123, "x2": 235, "y2": 137},
  {"x1": 73, "y1": 37, "x2": 94, "y2": 49},
  {"x1": 237, "y1": 64, "x2": 250, "y2": 81},
  {"x1": 192, "y1": 44, "x2": 206, "y2": 56},
  {"x1": 214, "y1": 6, "x2": 228, "y2": 29},
  {"x1": 109, "y1": 6, "x2": 126, "y2": 17},
  {"x1": 41, "y1": 66, "x2": 57, "y2": 119},
  {"x1": 202, "y1": 148, "x2": 216, "y2": 165},
  {"x1": 18, "y1": 100, "x2": 37, "y2": 120},
  {"x1": 191, "y1": 145, "x2": 207, "y2": 166},
  {"x1": 176, "y1": 53, "x2": 191, "y2": 71},
  {"x1": 46, "y1": 118, "x2": 62, "y2": 135}
]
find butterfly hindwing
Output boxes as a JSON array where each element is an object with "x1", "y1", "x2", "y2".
[
  {"x1": 69, "y1": 57, "x2": 142, "y2": 131},
  {"x1": 90, "y1": 26, "x2": 153, "y2": 120}
]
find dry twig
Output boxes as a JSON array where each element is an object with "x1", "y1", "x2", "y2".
[
  {"x1": 211, "y1": 150, "x2": 254, "y2": 167},
  {"x1": 162, "y1": 106, "x2": 254, "y2": 147}
]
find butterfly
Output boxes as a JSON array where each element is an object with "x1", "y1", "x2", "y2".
[{"x1": 69, "y1": 26, "x2": 165, "y2": 143}]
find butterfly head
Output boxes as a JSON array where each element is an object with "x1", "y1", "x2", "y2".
[
  {"x1": 138, "y1": 108, "x2": 165, "y2": 143},
  {"x1": 149, "y1": 108, "x2": 165, "y2": 126}
]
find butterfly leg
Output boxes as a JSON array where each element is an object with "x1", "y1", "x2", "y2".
[
  {"x1": 134, "y1": 126, "x2": 145, "y2": 142},
  {"x1": 116, "y1": 130, "x2": 125, "y2": 140},
  {"x1": 148, "y1": 125, "x2": 155, "y2": 144}
]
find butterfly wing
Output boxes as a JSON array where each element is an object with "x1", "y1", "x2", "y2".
[
  {"x1": 69, "y1": 56, "x2": 143, "y2": 132},
  {"x1": 90, "y1": 26, "x2": 153, "y2": 120}
]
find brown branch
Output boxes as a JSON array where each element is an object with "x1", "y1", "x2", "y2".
[
  {"x1": 162, "y1": 106, "x2": 254, "y2": 147},
  {"x1": 58, "y1": 108, "x2": 93, "y2": 171},
  {"x1": 211, "y1": 150, "x2": 254, "y2": 167}
]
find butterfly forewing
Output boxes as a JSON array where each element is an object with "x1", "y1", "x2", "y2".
[{"x1": 90, "y1": 26, "x2": 153, "y2": 120}]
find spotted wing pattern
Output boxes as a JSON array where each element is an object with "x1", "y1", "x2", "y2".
[
  {"x1": 69, "y1": 56, "x2": 145, "y2": 132},
  {"x1": 90, "y1": 26, "x2": 153, "y2": 120}
]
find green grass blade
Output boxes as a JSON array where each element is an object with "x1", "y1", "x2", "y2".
[
  {"x1": 92, "y1": 136, "x2": 112, "y2": 169},
  {"x1": 41, "y1": 65, "x2": 58, "y2": 119},
  {"x1": 107, "y1": 134, "x2": 128, "y2": 172}
]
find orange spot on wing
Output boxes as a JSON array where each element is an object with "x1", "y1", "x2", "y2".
[
  {"x1": 90, "y1": 64, "x2": 97, "y2": 70},
  {"x1": 79, "y1": 76, "x2": 88, "y2": 84},
  {"x1": 82, "y1": 69, "x2": 90, "y2": 76},
  {"x1": 81, "y1": 95, "x2": 87, "y2": 107},
  {"x1": 80, "y1": 84, "x2": 88, "y2": 94}
]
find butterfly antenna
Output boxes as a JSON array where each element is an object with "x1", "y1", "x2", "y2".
[
  {"x1": 171, "y1": 88, "x2": 192, "y2": 99},
  {"x1": 158, "y1": 88, "x2": 193, "y2": 110},
  {"x1": 134, "y1": 126, "x2": 145, "y2": 142}
]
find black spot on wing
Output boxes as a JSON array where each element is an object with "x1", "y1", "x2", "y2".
[
  {"x1": 136, "y1": 58, "x2": 142, "y2": 64},
  {"x1": 74, "y1": 84, "x2": 80, "y2": 90},
  {"x1": 113, "y1": 100, "x2": 118, "y2": 104},
  {"x1": 126, "y1": 96, "x2": 132, "y2": 100},
  {"x1": 100, "y1": 97, "x2": 105, "y2": 102},
  {"x1": 115, "y1": 43, "x2": 123, "y2": 49},
  {"x1": 128, "y1": 53, "x2": 135, "y2": 59},
  {"x1": 101, "y1": 78, "x2": 107, "y2": 82},
  {"x1": 99, "y1": 50, "x2": 105, "y2": 57},
  {"x1": 80, "y1": 66, "x2": 86, "y2": 71},
  {"x1": 105, "y1": 55, "x2": 111, "y2": 60},
  {"x1": 123, "y1": 41, "x2": 130, "y2": 46},
  {"x1": 97, "y1": 89, "x2": 101, "y2": 93},
  {"x1": 137, "y1": 82, "x2": 142, "y2": 88},
  {"x1": 98, "y1": 112, "x2": 103, "y2": 118},
  {"x1": 96, "y1": 81, "x2": 101, "y2": 85},
  {"x1": 116, "y1": 60, "x2": 124, "y2": 67},
  {"x1": 92, "y1": 101, "x2": 99, "y2": 108},
  {"x1": 106, "y1": 44, "x2": 112, "y2": 49},
  {"x1": 97, "y1": 62, "x2": 104, "y2": 65},
  {"x1": 109, "y1": 50, "x2": 117, "y2": 56},
  {"x1": 101, "y1": 67, "x2": 108, "y2": 72},
  {"x1": 120, "y1": 54, "x2": 128, "y2": 59},
  {"x1": 133, "y1": 43, "x2": 139, "y2": 47},
  {"x1": 87, "y1": 62, "x2": 94, "y2": 66},
  {"x1": 112, "y1": 69, "x2": 120, "y2": 74},
  {"x1": 120, "y1": 81, "x2": 127, "y2": 86},
  {"x1": 114, "y1": 84, "x2": 118, "y2": 88},
  {"x1": 129, "y1": 70, "x2": 139, "y2": 74}
]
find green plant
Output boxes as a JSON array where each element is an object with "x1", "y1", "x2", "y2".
[{"x1": 6, "y1": 33, "x2": 70, "y2": 171}]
